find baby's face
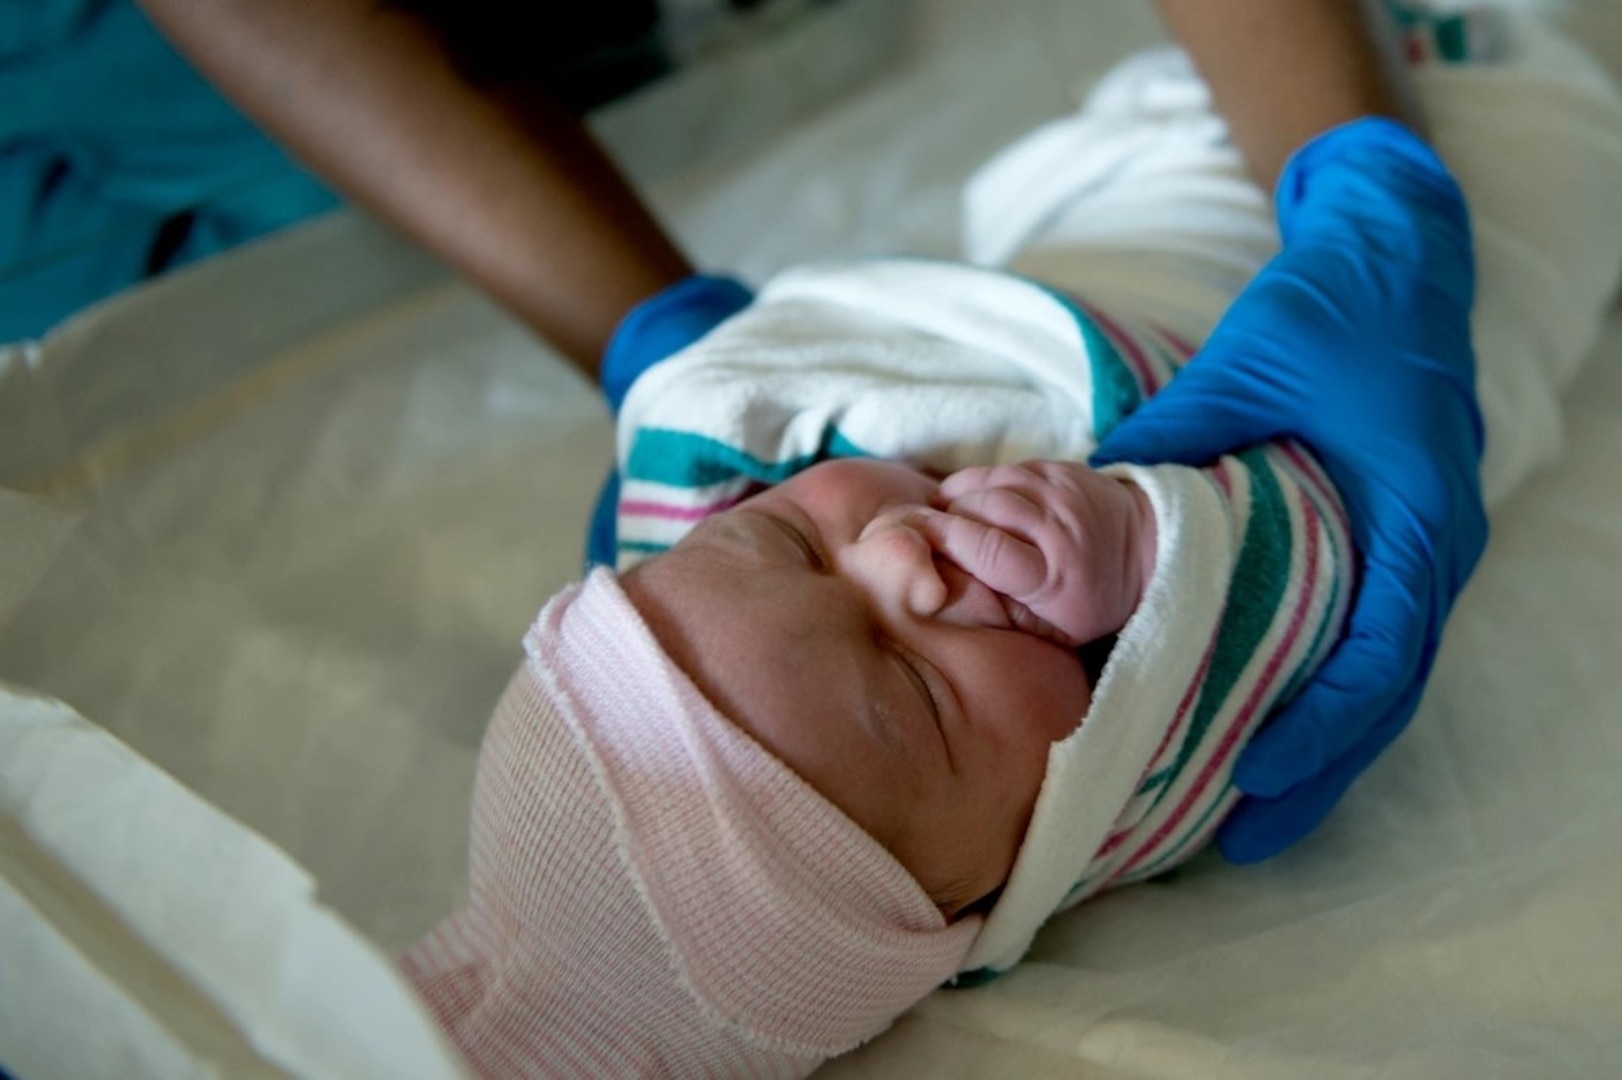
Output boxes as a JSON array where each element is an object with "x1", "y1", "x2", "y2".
[{"x1": 622, "y1": 459, "x2": 1095, "y2": 918}]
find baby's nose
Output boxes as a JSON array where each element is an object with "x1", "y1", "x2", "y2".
[{"x1": 849, "y1": 513, "x2": 947, "y2": 619}]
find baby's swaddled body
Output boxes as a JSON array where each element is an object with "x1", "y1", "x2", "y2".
[
  {"x1": 403, "y1": 15, "x2": 1622, "y2": 1078},
  {"x1": 611, "y1": 256, "x2": 1355, "y2": 973}
]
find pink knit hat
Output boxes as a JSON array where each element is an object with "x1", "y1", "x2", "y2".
[{"x1": 402, "y1": 569, "x2": 979, "y2": 1078}]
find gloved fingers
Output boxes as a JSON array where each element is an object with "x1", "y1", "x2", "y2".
[
  {"x1": 1277, "y1": 119, "x2": 1473, "y2": 272},
  {"x1": 911, "y1": 506, "x2": 1049, "y2": 602},
  {"x1": 1231, "y1": 566, "x2": 1430, "y2": 798},
  {"x1": 600, "y1": 275, "x2": 754, "y2": 413},
  {"x1": 1089, "y1": 358, "x2": 1282, "y2": 468},
  {"x1": 1216, "y1": 681, "x2": 1420, "y2": 864}
]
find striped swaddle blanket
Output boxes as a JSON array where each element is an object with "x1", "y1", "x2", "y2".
[{"x1": 614, "y1": 258, "x2": 1354, "y2": 975}]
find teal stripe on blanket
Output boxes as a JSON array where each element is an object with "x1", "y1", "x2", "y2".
[
  {"x1": 1034, "y1": 285, "x2": 1142, "y2": 439},
  {"x1": 1279, "y1": 571, "x2": 1340, "y2": 706},
  {"x1": 1128, "y1": 788, "x2": 1233, "y2": 882},
  {"x1": 626, "y1": 426, "x2": 871, "y2": 488},
  {"x1": 1159, "y1": 449, "x2": 1292, "y2": 793},
  {"x1": 617, "y1": 540, "x2": 671, "y2": 555},
  {"x1": 1388, "y1": 3, "x2": 1493, "y2": 63},
  {"x1": 1138, "y1": 765, "x2": 1173, "y2": 795},
  {"x1": 1436, "y1": 15, "x2": 1471, "y2": 61}
]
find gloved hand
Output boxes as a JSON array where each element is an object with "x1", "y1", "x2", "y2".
[
  {"x1": 1090, "y1": 118, "x2": 1488, "y2": 864},
  {"x1": 598, "y1": 274, "x2": 755, "y2": 413},
  {"x1": 914, "y1": 461, "x2": 1157, "y2": 647}
]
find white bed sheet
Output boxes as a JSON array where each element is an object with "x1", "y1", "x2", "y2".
[{"x1": 3, "y1": 0, "x2": 1621, "y2": 1075}]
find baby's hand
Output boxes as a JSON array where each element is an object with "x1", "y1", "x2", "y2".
[{"x1": 915, "y1": 460, "x2": 1156, "y2": 647}]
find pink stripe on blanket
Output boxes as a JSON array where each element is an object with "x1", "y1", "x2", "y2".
[
  {"x1": 1137, "y1": 456, "x2": 1232, "y2": 768},
  {"x1": 1277, "y1": 440, "x2": 1351, "y2": 540},
  {"x1": 1108, "y1": 487, "x2": 1324, "y2": 882},
  {"x1": 620, "y1": 494, "x2": 749, "y2": 522},
  {"x1": 1077, "y1": 298, "x2": 1161, "y2": 393},
  {"x1": 1159, "y1": 328, "x2": 1197, "y2": 361},
  {"x1": 1096, "y1": 628, "x2": 1224, "y2": 859},
  {"x1": 1143, "y1": 323, "x2": 1196, "y2": 374}
]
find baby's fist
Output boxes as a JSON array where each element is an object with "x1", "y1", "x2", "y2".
[{"x1": 917, "y1": 460, "x2": 1156, "y2": 646}]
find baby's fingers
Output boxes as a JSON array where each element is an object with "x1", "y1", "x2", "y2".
[
  {"x1": 938, "y1": 462, "x2": 1059, "y2": 505},
  {"x1": 911, "y1": 508, "x2": 1047, "y2": 599},
  {"x1": 937, "y1": 464, "x2": 1004, "y2": 503},
  {"x1": 946, "y1": 483, "x2": 1055, "y2": 544}
]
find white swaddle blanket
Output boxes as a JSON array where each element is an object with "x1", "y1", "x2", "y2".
[{"x1": 614, "y1": 13, "x2": 1622, "y2": 976}]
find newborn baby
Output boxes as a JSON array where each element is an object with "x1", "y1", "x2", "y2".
[
  {"x1": 402, "y1": 253, "x2": 1358, "y2": 1079},
  {"x1": 402, "y1": 14, "x2": 1622, "y2": 1078},
  {"x1": 605, "y1": 252, "x2": 1356, "y2": 976}
]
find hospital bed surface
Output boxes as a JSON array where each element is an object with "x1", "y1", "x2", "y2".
[{"x1": 3, "y1": 1, "x2": 1621, "y2": 1075}]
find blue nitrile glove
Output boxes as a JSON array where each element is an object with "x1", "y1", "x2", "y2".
[
  {"x1": 587, "y1": 274, "x2": 754, "y2": 567},
  {"x1": 1091, "y1": 118, "x2": 1488, "y2": 863}
]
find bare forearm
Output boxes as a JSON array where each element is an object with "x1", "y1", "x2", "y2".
[
  {"x1": 138, "y1": 0, "x2": 691, "y2": 377},
  {"x1": 1157, "y1": 0, "x2": 1420, "y2": 189}
]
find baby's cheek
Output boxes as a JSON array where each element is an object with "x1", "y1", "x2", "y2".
[{"x1": 965, "y1": 636, "x2": 1092, "y2": 746}]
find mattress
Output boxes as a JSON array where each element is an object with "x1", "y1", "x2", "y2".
[{"x1": 3, "y1": 0, "x2": 1621, "y2": 1075}]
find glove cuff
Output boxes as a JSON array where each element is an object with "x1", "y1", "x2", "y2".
[
  {"x1": 600, "y1": 274, "x2": 754, "y2": 414},
  {"x1": 1274, "y1": 117, "x2": 1474, "y2": 304},
  {"x1": 1276, "y1": 116, "x2": 1466, "y2": 231}
]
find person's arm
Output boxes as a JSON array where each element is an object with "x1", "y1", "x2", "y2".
[
  {"x1": 1158, "y1": 0, "x2": 1418, "y2": 188},
  {"x1": 1097, "y1": 0, "x2": 1488, "y2": 862},
  {"x1": 138, "y1": 0, "x2": 692, "y2": 378}
]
